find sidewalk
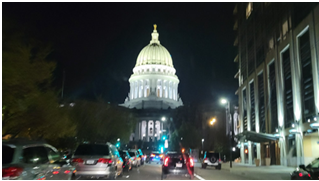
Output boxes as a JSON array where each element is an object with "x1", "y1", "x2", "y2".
[{"x1": 221, "y1": 162, "x2": 295, "y2": 180}]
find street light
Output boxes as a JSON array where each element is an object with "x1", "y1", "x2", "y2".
[
  {"x1": 210, "y1": 118, "x2": 216, "y2": 125},
  {"x1": 202, "y1": 138, "x2": 204, "y2": 154},
  {"x1": 161, "y1": 117, "x2": 166, "y2": 121},
  {"x1": 117, "y1": 138, "x2": 120, "y2": 142},
  {"x1": 220, "y1": 98, "x2": 233, "y2": 168}
]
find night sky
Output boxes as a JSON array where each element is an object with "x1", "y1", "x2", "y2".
[{"x1": 3, "y1": 2, "x2": 238, "y2": 105}]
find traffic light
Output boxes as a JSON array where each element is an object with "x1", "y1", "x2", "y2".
[
  {"x1": 116, "y1": 143, "x2": 120, "y2": 147},
  {"x1": 162, "y1": 136, "x2": 166, "y2": 140}
]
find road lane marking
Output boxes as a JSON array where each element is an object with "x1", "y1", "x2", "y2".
[{"x1": 194, "y1": 174, "x2": 205, "y2": 180}]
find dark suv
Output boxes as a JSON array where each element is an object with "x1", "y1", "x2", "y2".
[
  {"x1": 201, "y1": 151, "x2": 221, "y2": 169},
  {"x1": 161, "y1": 152, "x2": 194, "y2": 180}
]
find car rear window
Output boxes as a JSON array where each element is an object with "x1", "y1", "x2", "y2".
[
  {"x1": 128, "y1": 152, "x2": 135, "y2": 157},
  {"x1": 3, "y1": 145, "x2": 15, "y2": 164},
  {"x1": 74, "y1": 144, "x2": 109, "y2": 156},
  {"x1": 206, "y1": 153, "x2": 219, "y2": 158}
]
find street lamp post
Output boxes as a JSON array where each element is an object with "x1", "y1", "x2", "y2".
[
  {"x1": 221, "y1": 98, "x2": 233, "y2": 168},
  {"x1": 201, "y1": 138, "x2": 204, "y2": 156}
]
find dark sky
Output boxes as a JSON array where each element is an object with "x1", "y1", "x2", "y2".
[{"x1": 3, "y1": 2, "x2": 238, "y2": 105}]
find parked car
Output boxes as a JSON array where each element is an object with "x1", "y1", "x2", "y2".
[
  {"x1": 71, "y1": 143, "x2": 123, "y2": 179},
  {"x1": 148, "y1": 151, "x2": 164, "y2": 164},
  {"x1": 128, "y1": 149, "x2": 141, "y2": 167},
  {"x1": 161, "y1": 151, "x2": 194, "y2": 180},
  {"x1": 291, "y1": 158, "x2": 319, "y2": 180},
  {"x1": 119, "y1": 150, "x2": 132, "y2": 171},
  {"x1": 2, "y1": 138, "x2": 74, "y2": 180},
  {"x1": 201, "y1": 151, "x2": 221, "y2": 169}
]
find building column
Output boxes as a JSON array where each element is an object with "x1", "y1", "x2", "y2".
[
  {"x1": 257, "y1": 143, "x2": 261, "y2": 166},
  {"x1": 146, "y1": 120, "x2": 149, "y2": 142},
  {"x1": 248, "y1": 141, "x2": 253, "y2": 165},
  {"x1": 241, "y1": 142, "x2": 245, "y2": 164}
]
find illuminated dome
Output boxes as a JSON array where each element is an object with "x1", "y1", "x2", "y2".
[
  {"x1": 121, "y1": 24, "x2": 183, "y2": 110},
  {"x1": 135, "y1": 24, "x2": 174, "y2": 68}
]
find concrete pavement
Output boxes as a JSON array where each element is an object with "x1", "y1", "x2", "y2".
[{"x1": 220, "y1": 162, "x2": 295, "y2": 180}]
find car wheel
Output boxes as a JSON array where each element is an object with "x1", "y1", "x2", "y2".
[
  {"x1": 202, "y1": 163, "x2": 207, "y2": 169},
  {"x1": 71, "y1": 173, "x2": 76, "y2": 180},
  {"x1": 161, "y1": 173, "x2": 166, "y2": 180}
]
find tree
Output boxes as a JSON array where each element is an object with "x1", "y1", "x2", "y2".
[
  {"x1": 170, "y1": 122, "x2": 201, "y2": 151},
  {"x1": 69, "y1": 100, "x2": 137, "y2": 145},
  {"x1": 2, "y1": 18, "x2": 76, "y2": 140}
]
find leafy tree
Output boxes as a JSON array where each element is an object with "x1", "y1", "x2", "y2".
[
  {"x1": 69, "y1": 100, "x2": 137, "y2": 145},
  {"x1": 2, "y1": 19, "x2": 76, "y2": 140},
  {"x1": 170, "y1": 122, "x2": 201, "y2": 151}
]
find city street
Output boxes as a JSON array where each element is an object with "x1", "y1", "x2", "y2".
[{"x1": 118, "y1": 163, "x2": 254, "y2": 180}]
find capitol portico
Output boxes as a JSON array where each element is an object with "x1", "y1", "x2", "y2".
[{"x1": 121, "y1": 25, "x2": 183, "y2": 146}]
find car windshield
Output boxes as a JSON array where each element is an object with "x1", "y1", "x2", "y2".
[
  {"x1": 129, "y1": 152, "x2": 136, "y2": 157},
  {"x1": 307, "y1": 159, "x2": 319, "y2": 169},
  {"x1": 2, "y1": 145, "x2": 15, "y2": 164},
  {"x1": 119, "y1": 151, "x2": 128, "y2": 158},
  {"x1": 74, "y1": 144, "x2": 109, "y2": 156}
]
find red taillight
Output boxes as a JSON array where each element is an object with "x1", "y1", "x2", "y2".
[
  {"x1": 164, "y1": 157, "x2": 169, "y2": 167},
  {"x1": 64, "y1": 170, "x2": 70, "y2": 174},
  {"x1": 2, "y1": 167, "x2": 23, "y2": 178},
  {"x1": 97, "y1": 158, "x2": 112, "y2": 164},
  {"x1": 219, "y1": 159, "x2": 221, "y2": 162},
  {"x1": 308, "y1": 174, "x2": 311, "y2": 177},
  {"x1": 72, "y1": 158, "x2": 84, "y2": 163},
  {"x1": 190, "y1": 158, "x2": 194, "y2": 167},
  {"x1": 299, "y1": 173, "x2": 303, "y2": 177},
  {"x1": 134, "y1": 157, "x2": 136, "y2": 160},
  {"x1": 52, "y1": 171, "x2": 59, "y2": 175},
  {"x1": 204, "y1": 158, "x2": 207, "y2": 160}
]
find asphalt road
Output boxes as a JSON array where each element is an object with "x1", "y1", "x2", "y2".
[{"x1": 118, "y1": 162, "x2": 254, "y2": 180}]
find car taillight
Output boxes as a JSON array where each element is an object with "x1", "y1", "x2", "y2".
[
  {"x1": 134, "y1": 157, "x2": 136, "y2": 160},
  {"x1": 190, "y1": 158, "x2": 194, "y2": 167},
  {"x1": 72, "y1": 158, "x2": 84, "y2": 163},
  {"x1": 204, "y1": 158, "x2": 207, "y2": 160},
  {"x1": 97, "y1": 158, "x2": 112, "y2": 164},
  {"x1": 151, "y1": 154, "x2": 155, "y2": 157},
  {"x1": 219, "y1": 159, "x2": 221, "y2": 162},
  {"x1": 64, "y1": 170, "x2": 71, "y2": 174},
  {"x1": 308, "y1": 174, "x2": 311, "y2": 177},
  {"x1": 2, "y1": 167, "x2": 23, "y2": 178},
  {"x1": 299, "y1": 173, "x2": 303, "y2": 177},
  {"x1": 164, "y1": 157, "x2": 169, "y2": 167},
  {"x1": 53, "y1": 171, "x2": 59, "y2": 175}
]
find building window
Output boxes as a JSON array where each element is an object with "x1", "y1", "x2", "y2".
[
  {"x1": 282, "y1": 48, "x2": 294, "y2": 128},
  {"x1": 246, "y1": 2, "x2": 253, "y2": 19},
  {"x1": 243, "y1": 89, "x2": 248, "y2": 131},
  {"x1": 250, "y1": 81, "x2": 256, "y2": 132},
  {"x1": 299, "y1": 30, "x2": 316, "y2": 121},
  {"x1": 268, "y1": 61, "x2": 278, "y2": 133},
  {"x1": 258, "y1": 72, "x2": 266, "y2": 133}
]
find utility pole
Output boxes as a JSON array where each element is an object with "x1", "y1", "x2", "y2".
[{"x1": 61, "y1": 70, "x2": 65, "y2": 99}]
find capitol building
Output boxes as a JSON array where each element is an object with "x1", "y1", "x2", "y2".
[{"x1": 121, "y1": 25, "x2": 183, "y2": 146}]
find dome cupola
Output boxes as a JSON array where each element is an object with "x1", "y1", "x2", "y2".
[{"x1": 135, "y1": 24, "x2": 174, "y2": 68}]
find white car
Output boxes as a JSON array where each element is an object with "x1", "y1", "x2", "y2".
[
  {"x1": 128, "y1": 150, "x2": 141, "y2": 167},
  {"x1": 202, "y1": 151, "x2": 222, "y2": 169}
]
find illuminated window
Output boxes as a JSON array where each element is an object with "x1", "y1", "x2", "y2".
[{"x1": 246, "y1": 2, "x2": 253, "y2": 19}]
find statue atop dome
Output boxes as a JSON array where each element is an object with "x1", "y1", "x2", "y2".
[{"x1": 154, "y1": 24, "x2": 157, "y2": 30}]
